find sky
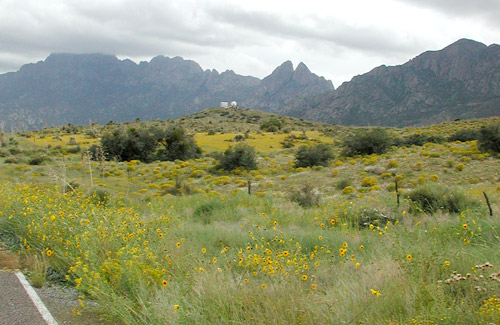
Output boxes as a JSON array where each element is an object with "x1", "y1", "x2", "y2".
[{"x1": 1, "y1": 0, "x2": 499, "y2": 87}]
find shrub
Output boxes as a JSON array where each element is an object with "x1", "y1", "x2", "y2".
[
  {"x1": 290, "y1": 183, "x2": 320, "y2": 208},
  {"x1": 478, "y1": 124, "x2": 500, "y2": 153},
  {"x1": 407, "y1": 184, "x2": 475, "y2": 214},
  {"x1": 101, "y1": 127, "x2": 158, "y2": 162},
  {"x1": 8, "y1": 148, "x2": 21, "y2": 155},
  {"x1": 233, "y1": 134, "x2": 245, "y2": 142},
  {"x1": 66, "y1": 145, "x2": 81, "y2": 154},
  {"x1": 155, "y1": 125, "x2": 202, "y2": 161},
  {"x1": 295, "y1": 143, "x2": 334, "y2": 168},
  {"x1": 216, "y1": 144, "x2": 257, "y2": 171},
  {"x1": 64, "y1": 180, "x2": 79, "y2": 193},
  {"x1": 395, "y1": 133, "x2": 445, "y2": 147},
  {"x1": 4, "y1": 157, "x2": 23, "y2": 164},
  {"x1": 87, "y1": 144, "x2": 104, "y2": 161},
  {"x1": 281, "y1": 140, "x2": 294, "y2": 148},
  {"x1": 260, "y1": 118, "x2": 284, "y2": 132},
  {"x1": 342, "y1": 186, "x2": 355, "y2": 195},
  {"x1": 101, "y1": 125, "x2": 201, "y2": 162},
  {"x1": 88, "y1": 188, "x2": 109, "y2": 206},
  {"x1": 448, "y1": 129, "x2": 479, "y2": 142},
  {"x1": 361, "y1": 176, "x2": 378, "y2": 187},
  {"x1": 162, "y1": 177, "x2": 193, "y2": 196},
  {"x1": 28, "y1": 155, "x2": 48, "y2": 165},
  {"x1": 355, "y1": 209, "x2": 395, "y2": 229},
  {"x1": 281, "y1": 134, "x2": 296, "y2": 148},
  {"x1": 342, "y1": 128, "x2": 392, "y2": 156},
  {"x1": 336, "y1": 178, "x2": 353, "y2": 190},
  {"x1": 387, "y1": 160, "x2": 399, "y2": 168}
]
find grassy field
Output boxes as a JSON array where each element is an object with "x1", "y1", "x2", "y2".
[{"x1": 0, "y1": 108, "x2": 499, "y2": 324}]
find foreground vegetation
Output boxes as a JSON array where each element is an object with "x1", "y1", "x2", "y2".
[{"x1": 0, "y1": 108, "x2": 499, "y2": 324}]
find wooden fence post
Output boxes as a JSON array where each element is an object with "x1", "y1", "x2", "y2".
[{"x1": 483, "y1": 192, "x2": 493, "y2": 217}]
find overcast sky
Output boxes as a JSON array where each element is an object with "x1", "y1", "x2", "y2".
[{"x1": 1, "y1": 0, "x2": 499, "y2": 87}]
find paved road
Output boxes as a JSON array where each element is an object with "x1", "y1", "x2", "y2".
[
  {"x1": 0, "y1": 247, "x2": 108, "y2": 324},
  {"x1": 0, "y1": 270, "x2": 47, "y2": 325}
]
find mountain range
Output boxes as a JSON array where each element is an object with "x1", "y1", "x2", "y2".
[
  {"x1": 0, "y1": 38, "x2": 499, "y2": 130},
  {"x1": 280, "y1": 38, "x2": 500, "y2": 126},
  {"x1": 0, "y1": 54, "x2": 332, "y2": 130}
]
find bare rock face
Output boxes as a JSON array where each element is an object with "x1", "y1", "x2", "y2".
[
  {"x1": 243, "y1": 61, "x2": 334, "y2": 112},
  {"x1": 280, "y1": 39, "x2": 500, "y2": 127},
  {"x1": 0, "y1": 55, "x2": 332, "y2": 129}
]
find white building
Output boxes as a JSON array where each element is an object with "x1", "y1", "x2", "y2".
[{"x1": 220, "y1": 102, "x2": 229, "y2": 108}]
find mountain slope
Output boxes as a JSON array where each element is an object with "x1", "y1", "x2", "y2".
[
  {"x1": 0, "y1": 54, "x2": 333, "y2": 130},
  {"x1": 280, "y1": 39, "x2": 500, "y2": 126}
]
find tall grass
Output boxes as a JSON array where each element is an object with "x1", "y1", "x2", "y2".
[{"x1": 1, "y1": 182, "x2": 498, "y2": 324}]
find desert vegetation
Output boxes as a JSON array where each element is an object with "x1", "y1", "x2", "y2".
[{"x1": 0, "y1": 108, "x2": 499, "y2": 324}]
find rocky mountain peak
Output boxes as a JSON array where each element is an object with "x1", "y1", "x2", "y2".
[
  {"x1": 0, "y1": 55, "x2": 332, "y2": 129},
  {"x1": 444, "y1": 38, "x2": 487, "y2": 52},
  {"x1": 280, "y1": 38, "x2": 500, "y2": 127},
  {"x1": 293, "y1": 62, "x2": 313, "y2": 83},
  {"x1": 262, "y1": 60, "x2": 294, "y2": 85}
]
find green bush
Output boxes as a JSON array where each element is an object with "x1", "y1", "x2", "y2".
[
  {"x1": 407, "y1": 184, "x2": 475, "y2": 214},
  {"x1": 155, "y1": 125, "x2": 202, "y2": 161},
  {"x1": 342, "y1": 128, "x2": 392, "y2": 156},
  {"x1": 4, "y1": 157, "x2": 23, "y2": 164},
  {"x1": 64, "y1": 180, "x2": 80, "y2": 193},
  {"x1": 87, "y1": 144, "x2": 104, "y2": 161},
  {"x1": 88, "y1": 188, "x2": 109, "y2": 206},
  {"x1": 281, "y1": 134, "x2": 296, "y2": 148},
  {"x1": 260, "y1": 118, "x2": 284, "y2": 132},
  {"x1": 161, "y1": 177, "x2": 193, "y2": 196},
  {"x1": 8, "y1": 147, "x2": 21, "y2": 155},
  {"x1": 233, "y1": 134, "x2": 245, "y2": 142},
  {"x1": 216, "y1": 144, "x2": 257, "y2": 171},
  {"x1": 101, "y1": 125, "x2": 201, "y2": 162},
  {"x1": 65, "y1": 145, "x2": 81, "y2": 154},
  {"x1": 101, "y1": 127, "x2": 158, "y2": 162},
  {"x1": 348, "y1": 208, "x2": 395, "y2": 229},
  {"x1": 290, "y1": 183, "x2": 320, "y2": 208},
  {"x1": 28, "y1": 155, "x2": 48, "y2": 165},
  {"x1": 478, "y1": 124, "x2": 500, "y2": 153},
  {"x1": 448, "y1": 129, "x2": 479, "y2": 142},
  {"x1": 295, "y1": 143, "x2": 334, "y2": 168},
  {"x1": 394, "y1": 133, "x2": 445, "y2": 147},
  {"x1": 336, "y1": 178, "x2": 353, "y2": 190}
]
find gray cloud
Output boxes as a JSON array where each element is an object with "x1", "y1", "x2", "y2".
[
  {"x1": 397, "y1": 0, "x2": 500, "y2": 26},
  {"x1": 0, "y1": 0, "x2": 498, "y2": 86},
  {"x1": 204, "y1": 5, "x2": 424, "y2": 56}
]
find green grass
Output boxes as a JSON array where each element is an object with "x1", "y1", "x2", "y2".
[{"x1": 0, "y1": 111, "x2": 499, "y2": 324}]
